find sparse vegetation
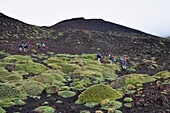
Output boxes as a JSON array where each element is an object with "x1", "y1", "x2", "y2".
[
  {"x1": 34, "y1": 106, "x2": 55, "y2": 113},
  {"x1": 0, "y1": 13, "x2": 170, "y2": 113}
]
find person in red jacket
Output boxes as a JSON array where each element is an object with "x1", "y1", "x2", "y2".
[{"x1": 123, "y1": 57, "x2": 127, "y2": 70}]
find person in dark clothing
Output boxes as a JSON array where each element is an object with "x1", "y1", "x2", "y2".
[
  {"x1": 23, "y1": 44, "x2": 28, "y2": 52},
  {"x1": 37, "y1": 43, "x2": 41, "y2": 49},
  {"x1": 96, "y1": 52, "x2": 102, "y2": 63},
  {"x1": 109, "y1": 54, "x2": 115, "y2": 64},
  {"x1": 18, "y1": 44, "x2": 23, "y2": 52}
]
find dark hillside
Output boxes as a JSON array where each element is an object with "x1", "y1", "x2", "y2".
[
  {"x1": 0, "y1": 12, "x2": 52, "y2": 39},
  {"x1": 51, "y1": 17, "x2": 159, "y2": 38},
  {"x1": 0, "y1": 12, "x2": 170, "y2": 74}
]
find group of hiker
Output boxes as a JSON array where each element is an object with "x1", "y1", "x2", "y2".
[
  {"x1": 37, "y1": 43, "x2": 46, "y2": 50},
  {"x1": 18, "y1": 43, "x2": 28, "y2": 52},
  {"x1": 96, "y1": 52, "x2": 127, "y2": 70},
  {"x1": 18, "y1": 43, "x2": 126, "y2": 70},
  {"x1": 18, "y1": 42, "x2": 46, "y2": 52}
]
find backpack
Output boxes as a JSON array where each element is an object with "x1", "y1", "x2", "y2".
[
  {"x1": 97, "y1": 54, "x2": 101, "y2": 58},
  {"x1": 124, "y1": 57, "x2": 127, "y2": 62}
]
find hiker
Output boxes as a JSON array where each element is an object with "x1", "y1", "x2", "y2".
[
  {"x1": 123, "y1": 57, "x2": 127, "y2": 70},
  {"x1": 120, "y1": 56, "x2": 127, "y2": 70},
  {"x1": 120, "y1": 56, "x2": 124, "y2": 69},
  {"x1": 37, "y1": 43, "x2": 41, "y2": 49},
  {"x1": 23, "y1": 44, "x2": 28, "y2": 52},
  {"x1": 42, "y1": 43, "x2": 46, "y2": 50},
  {"x1": 18, "y1": 44, "x2": 23, "y2": 52},
  {"x1": 96, "y1": 52, "x2": 102, "y2": 63},
  {"x1": 109, "y1": 54, "x2": 115, "y2": 64}
]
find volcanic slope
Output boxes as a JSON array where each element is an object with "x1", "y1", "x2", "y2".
[{"x1": 0, "y1": 12, "x2": 170, "y2": 74}]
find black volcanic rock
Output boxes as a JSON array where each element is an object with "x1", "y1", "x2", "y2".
[
  {"x1": 0, "y1": 12, "x2": 50, "y2": 39},
  {"x1": 51, "y1": 17, "x2": 156, "y2": 37}
]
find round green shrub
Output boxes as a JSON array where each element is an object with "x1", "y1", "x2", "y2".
[
  {"x1": 153, "y1": 71, "x2": 170, "y2": 79},
  {"x1": 124, "y1": 97, "x2": 133, "y2": 102},
  {"x1": 124, "y1": 103, "x2": 132, "y2": 108},
  {"x1": 58, "y1": 91, "x2": 76, "y2": 98},
  {"x1": 16, "y1": 62, "x2": 46, "y2": 75},
  {"x1": 84, "y1": 102, "x2": 99, "y2": 108},
  {"x1": 0, "y1": 84, "x2": 25, "y2": 100},
  {"x1": 0, "y1": 99, "x2": 15, "y2": 107},
  {"x1": 77, "y1": 84, "x2": 123, "y2": 103},
  {"x1": 0, "y1": 107, "x2": 6, "y2": 113},
  {"x1": 22, "y1": 81, "x2": 46, "y2": 96},
  {"x1": 124, "y1": 74, "x2": 156, "y2": 85},
  {"x1": 13, "y1": 99, "x2": 26, "y2": 106},
  {"x1": 45, "y1": 85, "x2": 60, "y2": 94}
]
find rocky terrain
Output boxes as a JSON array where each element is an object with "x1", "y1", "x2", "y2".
[{"x1": 0, "y1": 12, "x2": 170, "y2": 113}]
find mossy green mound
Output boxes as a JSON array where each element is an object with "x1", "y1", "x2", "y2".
[
  {"x1": 124, "y1": 74, "x2": 156, "y2": 85},
  {"x1": 82, "y1": 54, "x2": 96, "y2": 60},
  {"x1": 0, "y1": 107, "x2": 6, "y2": 113},
  {"x1": 46, "y1": 57, "x2": 81, "y2": 73},
  {"x1": 58, "y1": 91, "x2": 76, "y2": 98},
  {"x1": 45, "y1": 85, "x2": 60, "y2": 94},
  {"x1": 15, "y1": 62, "x2": 46, "y2": 75},
  {"x1": 47, "y1": 57, "x2": 65, "y2": 64},
  {"x1": 0, "y1": 67, "x2": 10, "y2": 77},
  {"x1": 13, "y1": 99, "x2": 26, "y2": 106},
  {"x1": 2, "y1": 55, "x2": 32, "y2": 63},
  {"x1": 0, "y1": 51, "x2": 9, "y2": 57},
  {"x1": 0, "y1": 99, "x2": 15, "y2": 107},
  {"x1": 153, "y1": 71, "x2": 170, "y2": 79},
  {"x1": 1, "y1": 55, "x2": 46, "y2": 75},
  {"x1": 0, "y1": 83, "x2": 26, "y2": 100},
  {"x1": 100, "y1": 99, "x2": 122, "y2": 110},
  {"x1": 22, "y1": 81, "x2": 46, "y2": 96},
  {"x1": 31, "y1": 71, "x2": 65, "y2": 85},
  {"x1": 77, "y1": 84, "x2": 123, "y2": 103},
  {"x1": 80, "y1": 70, "x2": 103, "y2": 78},
  {"x1": 60, "y1": 63, "x2": 81, "y2": 74},
  {"x1": 46, "y1": 54, "x2": 120, "y2": 82},
  {"x1": 34, "y1": 106, "x2": 55, "y2": 113},
  {"x1": 0, "y1": 83, "x2": 27, "y2": 107}
]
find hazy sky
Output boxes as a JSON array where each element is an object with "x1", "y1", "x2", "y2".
[{"x1": 0, "y1": 0, "x2": 170, "y2": 37}]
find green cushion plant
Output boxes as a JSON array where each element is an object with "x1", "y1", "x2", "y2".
[
  {"x1": 22, "y1": 81, "x2": 46, "y2": 96},
  {"x1": 77, "y1": 84, "x2": 123, "y2": 104},
  {"x1": 0, "y1": 107, "x2": 6, "y2": 113},
  {"x1": 124, "y1": 74, "x2": 156, "y2": 85},
  {"x1": 153, "y1": 71, "x2": 170, "y2": 79},
  {"x1": 34, "y1": 106, "x2": 55, "y2": 113},
  {"x1": 124, "y1": 97, "x2": 133, "y2": 102},
  {"x1": 84, "y1": 102, "x2": 99, "y2": 108},
  {"x1": 58, "y1": 91, "x2": 76, "y2": 98}
]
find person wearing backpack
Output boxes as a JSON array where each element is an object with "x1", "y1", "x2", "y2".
[
  {"x1": 23, "y1": 43, "x2": 28, "y2": 52},
  {"x1": 120, "y1": 56, "x2": 123, "y2": 68},
  {"x1": 123, "y1": 57, "x2": 127, "y2": 69},
  {"x1": 42, "y1": 43, "x2": 46, "y2": 50},
  {"x1": 96, "y1": 52, "x2": 102, "y2": 63},
  {"x1": 18, "y1": 44, "x2": 23, "y2": 52},
  {"x1": 109, "y1": 54, "x2": 115, "y2": 64},
  {"x1": 37, "y1": 43, "x2": 41, "y2": 49}
]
